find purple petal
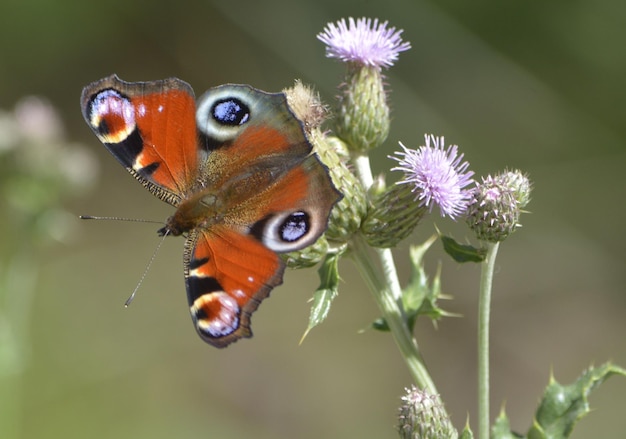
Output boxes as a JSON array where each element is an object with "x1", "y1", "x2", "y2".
[
  {"x1": 390, "y1": 135, "x2": 475, "y2": 219},
  {"x1": 317, "y1": 17, "x2": 411, "y2": 69}
]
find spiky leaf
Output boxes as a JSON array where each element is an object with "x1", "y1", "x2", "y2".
[
  {"x1": 492, "y1": 410, "x2": 524, "y2": 438},
  {"x1": 374, "y1": 235, "x2": 456, "y2": 332},
  {"x1": 459, "y1": 425, "x2": 474, "y2": 439},
  {"x1": 527, "y1": 363, "x2": 626, "y2": 439},
  {"x1": 300, "y1": 253, "x2": 340, "y2": 342}
]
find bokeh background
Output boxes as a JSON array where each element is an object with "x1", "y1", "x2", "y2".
[{"x1": 1, "y1": 0, "x2": 625, "y2": 438}]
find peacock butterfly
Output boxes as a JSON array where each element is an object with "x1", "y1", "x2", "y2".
[{"x1": 81, "y1": 75, "x2": 340, "y2": 348}]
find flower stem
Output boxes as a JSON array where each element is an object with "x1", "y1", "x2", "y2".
[
  {"x1": 350, "y1": 151, "x2": 436, "y2": 393},
  {"x1": 477, "y1": 241, "x2": 500, "y2": 439},
  {"x1": 352, "y1": 151, "x2": 374, "y2": 189},
  {"x1": 350, "y1": 236, "x2": 437, "y2": 393},
  {"x1": 376, "y1": 247, "x2": 404, "y2": 306},
  {"x1": 351, "y1": 151, "x2": 403, "y2": 305}
]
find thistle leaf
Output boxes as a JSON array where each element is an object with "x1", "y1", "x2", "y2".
[
  {"x1": 490, "y1": 363, "x2": 626, "y2": 438},
  {"x1": 492, "y1": 409, "x2": 524, "y2": 438},
  {"x1": 459, "y1": 424, "x2": 474, "y2": 439},
  {"x1": 527, "y1": 363, "x2": 626, "y2": 438},
  {"x1": 300, "y1": 253, "x2": 340, "y2": 342},
  {"x1": 373, "y1": 235, "x2": 456, "y2": 332},
  {"x1": 441, "y1": 235, "x2": 486, "y2": 263}
]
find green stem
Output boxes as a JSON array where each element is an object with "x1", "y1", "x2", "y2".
[
  {"x1": 351, "y1": 151, "x2": 403, "y2": 306},
  {"x1": 350, "y1": 149, "x2": 437, "y2": 392},
  {"x1": 478, "y1": 241, "x2": 500, "y2": 439},
  {"x1": 350, "y1": 236, "x2": 437, "y2": 393},
  {"x1": 352, "y1": 151, "x2": 374, "y2": 188},
  {"x1": 376, "y1": 247, "x2": 404, "y2": 307}
]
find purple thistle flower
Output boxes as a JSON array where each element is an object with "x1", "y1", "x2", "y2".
[
  {"x1": 317, "y1": 17, "x2": 411, "y2": 69},
  {"x1": 390, "y1": 135, "x2": 475, "y2": 219}
]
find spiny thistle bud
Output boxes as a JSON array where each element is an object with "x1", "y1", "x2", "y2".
[
  {"x1": 310, "y1": 133, "x2": 367, "y2": 242},
  {"x1": 496, "y1": 169, "x2": 532, "y2": 208},
  {"x1": 317, "y1": 17, "x2": 410, "y2": 152},
  {"x1": 283, "y1": 80, "x2": 328, "y2": 134},
  {"x1": 361, "y1": 178, "x2": 428, "y2": 248},
  {"x1": 397, "y1": 386, "x2": 458, "y2": 439},
  {"x1": 465, "y1": 170, "x2": 532, "y2": 242}
]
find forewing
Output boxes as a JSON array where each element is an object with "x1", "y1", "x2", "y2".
[{"x1": 81, "y1": 75, "x2": 200, "y2": 205}]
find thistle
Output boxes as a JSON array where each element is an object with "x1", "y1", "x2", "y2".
[
  {"x1": 465, "y1": 170, "x2": 532, "y2": 242},
  {"x1": 312, "y1": 133, "x2": 367, "y2": 243},
  {"x1": 361, "y1": 179, "x2": 429, "y2": 248},
  {"x1": 318, "y1": 17, "x2": 410, "y2": 152},
  {"x1": 397, "y1": 386, "x2": 458, "y2": 439}
]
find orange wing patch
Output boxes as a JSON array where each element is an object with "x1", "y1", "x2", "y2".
[
  {"x1": 132, "y1": 89, "x2": 198, "y2": 195},
  {"x1": 184, "y1": 227, "x2": 284, "y2": 347}
]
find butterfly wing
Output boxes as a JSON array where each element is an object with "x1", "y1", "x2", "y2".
[
  {"x1": 182, "y1": 85, "x2": 341, "y2": 347},
  {"x1": 184, "y1": 227, "x2": 283, "y2": 347},
  {"x1": 81, "y1": 75, "x2": 199, "y2": 205}
]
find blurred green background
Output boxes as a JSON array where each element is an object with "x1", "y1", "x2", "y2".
[{"x1": 1, "y1": 0, "x2": 625, "y2": 437}]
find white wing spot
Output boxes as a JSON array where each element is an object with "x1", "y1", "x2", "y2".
[{"x1": 233, "y1": 289, "x2": 246, "y2": 299}]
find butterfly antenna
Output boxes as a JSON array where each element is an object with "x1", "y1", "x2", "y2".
[
  {"x1": 124, "y1": 229, "x2": 170, "y2": 307},
  {"x1": 79, "y1": 215, "x2": 163, "y2": 226}
]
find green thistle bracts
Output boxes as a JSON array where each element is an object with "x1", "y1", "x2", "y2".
[
  {"x1": 362, "y1": 181, "x2": 427, "y2": 248},
  {"x1": 283, "y1": 132, "x2": 366, "y2": 268},
  {"x1": 498, "y1": 169, "x2": 532, "y2": 209},
  {"x1": 313, "y1": 133, "x2": 367, "y2": 242},
  {"x1": 397, "y1": 387, "x2": 457, "y2": 439},
  {"x1": 335, "y1": 65, "x2": 390, "y2": 152},
  {"x1": 466, "y1": 170, "x2": 531, "y2": 243},
  {"x1": 466, "y1": 187, "x2": 518, "y2": 243},
  {"x1": 282, "y1": 235, "x2": 330, "y2": 269}
]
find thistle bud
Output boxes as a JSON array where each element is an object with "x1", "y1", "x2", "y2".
[
  {"x1": 361, "y1": 179, "x2": 427, "y2": 248},
  {"x1": 335, "y1": 65, "x2": 390, "y2": 151},
  {"x1": 311, "y1": 133, "x2": 367, "y2": 242},
  {"x1": 496, "y1": 169, "x2": 532, "y2": 208},
  {"x1": 466, "y1": 170, "x2": 532, "y2": 242},
  {"x1": 283, "y1": 80, "x2": 327, "y2": 134},
  {"x1": 397, "y1": 386, "x2": 458, "y2": 439}
]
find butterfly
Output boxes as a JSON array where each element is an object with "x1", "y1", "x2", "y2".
[{"x1": 80, "y1": 75, "x2": 341, "y2": 348}]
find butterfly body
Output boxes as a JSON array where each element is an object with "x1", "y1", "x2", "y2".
[{"x1": 81, "y1": 75, "x2": 340, "y2": 348}]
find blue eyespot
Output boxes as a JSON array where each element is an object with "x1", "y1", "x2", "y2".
[
  {"x1": 279, "y1": 212, "x2": 310, "y2": 242},
  {"x1": 212, "y1": 98, "x2": 250, "y2": 126}
]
